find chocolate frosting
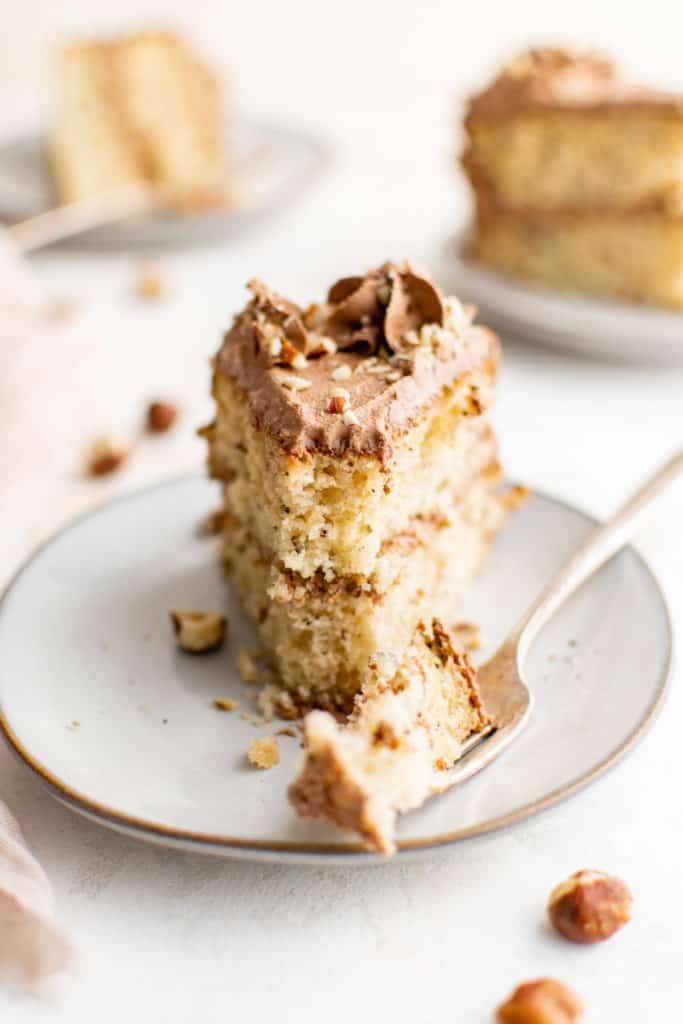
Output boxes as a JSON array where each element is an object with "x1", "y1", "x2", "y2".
[
  {"x1": 214, "y1": 264, "x2": 498, "y2": 463},
  {"x1": 467, "y1": 47, "x2": 683, "y2": 120},
  {"x1": 325, "y1": 261, "x2": 444, "y2": 353}
]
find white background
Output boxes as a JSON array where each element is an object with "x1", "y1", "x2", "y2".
[{"x1": 1, "y1": 1, "x2": 683, "y2": 1021}]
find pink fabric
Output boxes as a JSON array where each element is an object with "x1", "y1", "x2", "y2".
[
  {"x1": 0, "y1": 803, "x2": 72, "y2": 990},
  {"x1": 1, "y1": 229, "x2": 74, "y2": 991}
]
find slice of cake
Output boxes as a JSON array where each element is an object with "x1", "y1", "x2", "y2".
[
  {"x1": 462, "y1": 48, "x2": 683, "y2": 308},
  {"x1": 204, "y1": 261, "x2": 519, "y2": 715},
  {"x1": 289, "y1": 619, "x2": 489, "y2": 854},
  {"x1": 49, "y1": 30, "x2": 228, "y2": 209}
]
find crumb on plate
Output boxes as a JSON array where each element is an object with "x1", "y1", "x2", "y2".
[{"x1": 248, "y1": 736, "x2": 280, "y2": 769}]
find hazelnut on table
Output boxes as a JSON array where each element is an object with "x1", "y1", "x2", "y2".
[
  {"x1": 548, "y1": 869, "x2": 632, "y2": 944},
  {"x1": 84, "y1": 434, "x2": 130, "y2": 477},
  {"x1": 170, "y1": 610, "x2": 227, "y2": 653},
  {"x1": 497, "y1": 978, "x2": 582, "y2": 1024},
  {"x1": 146, "y1": 401, "x2": 178, "y2": 432}
]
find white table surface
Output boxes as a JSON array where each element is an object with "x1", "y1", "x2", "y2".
[{"x1": 2, "y1": 64, "x2": 683, "y2": 1022}]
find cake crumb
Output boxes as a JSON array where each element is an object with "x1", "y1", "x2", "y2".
[
  {"x1": 248, "y1": 736, "x2": 280, "y2": 769},
  {"x1": 135, "y1": 263, "x2": 167, "y2": 301},
  {"x1": 275, "y1": 727, "x2": 297, "y2": 738},
  {"x1": 214, "y1": 698, "x2": 237, "y2": 712},
  {"x1": 452, "y1": 621, "x2": 486, "y2": 651},
  {"x1": 198, "y1": 508, "x2": 225, "y2": 537},
  {"x1": 67, "y1": 720, "x2": 80, "y2": 731},
  {"x1": 237, "y1": 648, "x2": 259, "y2": 683},
  {"x1": 256, "y1": 684, "x2": 277, "y2": 721}
]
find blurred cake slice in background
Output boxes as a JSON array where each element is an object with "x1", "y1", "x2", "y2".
[
  {"x1": 462, "y1": 48, "x2": 683, "y2": 308},
  {"x1": 288, "y1": 619, "x2": 490, "y2": 854},
  {"x1": 49, "y1": 30, "x2": 229, "y2": 209}
]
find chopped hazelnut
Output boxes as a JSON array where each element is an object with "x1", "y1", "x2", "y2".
[
  {"x1": 248, "y1": 736, "x2": 280, "y2": 769},
  {"x1": 214, "y1": 697, "x2": 237, "y2": 711},
  {"x1": 278, "y1": 339, "x2": 308, "y2": 370},
  {"x1": 170, "y1": 610, "x2": 226, "y2": 654},
  {"x1": 280, "y1": 375, "x2": 312, "y2": 391},
  {"x1": 343, "y1": 409, "x2": 359, "y2": 426},
  {"x1": 135, "y1": 263, "x2": 166, "y2": 301},
  {"x1": 497, "y1": 979, "x2": 582, "y2": 1023},
  {"x1": 146, "y1": 401, "x2": 178, "y2": 433},
  {"x1": 330, "y1": 364, "x2": 352, "y2": 381},
  {"x1": 548, "y1": 870, "x2": 632, "y2": 944},
  {"x1": 85, "y1": 434, "x2": 130, "y2": 477}
]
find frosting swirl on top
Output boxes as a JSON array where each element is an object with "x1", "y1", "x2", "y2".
[{"x1": 325, "y1": 261, "x2": 445, "y2": 354}]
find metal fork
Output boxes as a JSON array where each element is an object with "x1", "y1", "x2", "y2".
[{"x1": 447, "y1": 448, "x2": 683, "y2": 787}]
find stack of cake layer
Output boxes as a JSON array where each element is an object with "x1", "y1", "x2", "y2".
[
  {"x1": 205, "y1": 263, "x2": 516, "y2": 716},
  {"x1": 462, "y1": 48, "x2": 683, "y2": 308},
  {"x1": 50, "y1": 30, "x2": 227, "y2": 209}
]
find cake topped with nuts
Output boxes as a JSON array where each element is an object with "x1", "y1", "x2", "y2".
[
  {"x1": 214, "y1": 263, "x2": 497, "y2": 462},
  {"x1": 204, "y1": 259, "x2": 523, "y2": 851}
]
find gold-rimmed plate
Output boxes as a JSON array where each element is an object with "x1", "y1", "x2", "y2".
[{"x1": 0, "y1": 476, "x2": 672, "y2": 863}]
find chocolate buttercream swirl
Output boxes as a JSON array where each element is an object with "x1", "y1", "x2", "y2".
[
  {"x1": 248, "y1": 278, "x2": 308, "y2": 350},
  {"x1": 325, "y1": 262, "x2": 445, "y2": 354}
]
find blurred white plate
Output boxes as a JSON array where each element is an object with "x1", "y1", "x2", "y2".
[
  {"x1": 0, "y1": 476, "x2": 671, "y2": 863},
  {"x1": 0, "y1": 121, "x2": 330, "y2": 249},
  {"x1": 447, "y1": 231, "x2": 683, "y2": 365}
]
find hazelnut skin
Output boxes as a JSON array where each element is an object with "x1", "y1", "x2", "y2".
[
  {"x1": 548, "y1": 869, "x2": 632, "y2": 944},
  {"x1": 497, "y1": 977, "x2": 582, "y2": 1023}
]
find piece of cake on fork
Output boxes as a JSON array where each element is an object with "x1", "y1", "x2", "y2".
[
  {"x1": 288, "y1": 618, "x2": 490, "y2": 854},
  {"x1": 203, "y1": 261, "x2": 523, "y2": 850},
  {"x1": 50, "y1": 29, "x2": 229, "y2": 209},
  {"x1": 462, "y1": 48, "x2": 683, "y2": 308}
]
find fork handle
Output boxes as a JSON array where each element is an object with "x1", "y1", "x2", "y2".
[
  {"x1": 9, "y1": 184, "x2": 162, "y2": 253},
  {"x1": 513, "y1": 448, "x2": 683, "y2": 662}
]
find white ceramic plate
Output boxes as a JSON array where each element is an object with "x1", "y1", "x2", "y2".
[
  {"x1": 0, "y1": 476, "x2": 672, "y2": 863},
  {"x1": 445, "y1": 231, "x2": 683, "y2": 365},
  {"x1": 0, "y1": 121, "x2": 329, "y2": 249}
]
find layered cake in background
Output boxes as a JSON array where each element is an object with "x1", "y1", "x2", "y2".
[
  {"x1": 204, "y1": 262, "x2": 524, "y2": 851},
  {"x1": 50, "y1": 30, "x2": 229, "y2": 209},
  {"x1": 462, "y1": 48, "x2": 683, "y2": 309}
]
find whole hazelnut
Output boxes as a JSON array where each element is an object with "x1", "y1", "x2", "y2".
[
  {"x1": 548, "y1": 869, "x2": 632, "y2": 944},
  {"x1": 497, "y1": 978, "x2": 582, "y2": 1023},
  {"x1": 146, "y1": 401, "x2": 178, "y2": 432}
]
